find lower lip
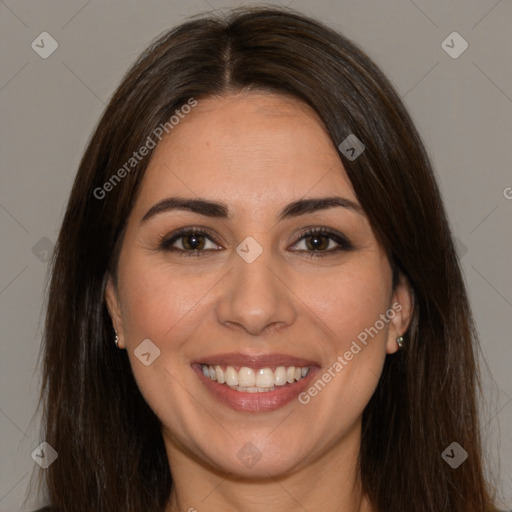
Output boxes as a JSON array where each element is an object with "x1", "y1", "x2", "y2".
[{"x1": 192, "y1": 364, "x2": 319, "y2": 412}]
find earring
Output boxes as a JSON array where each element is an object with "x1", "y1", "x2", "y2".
[
  {"x1": 114, "y1": 331, "x2": 120, "y2": 349},
  {"x1": 396, "y1": 336, "x2": 404, "y2": 349}
]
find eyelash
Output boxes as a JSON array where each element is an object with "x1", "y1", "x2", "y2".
[{"x1": 158, "y1": 226, "x2": 353, "y2": 259}]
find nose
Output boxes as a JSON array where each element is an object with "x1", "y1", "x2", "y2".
[{"x1": 215, "y1": 247, "x2": 297, "y2": 336}]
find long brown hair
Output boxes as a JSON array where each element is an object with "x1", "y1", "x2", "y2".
[{"x1": 28, "y1": 6, "x2": 499, "y2": 511}]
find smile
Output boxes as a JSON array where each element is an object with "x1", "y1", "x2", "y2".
[
  {"x1": 201, "y1": 364, "x2": 311, "y2": 392},
  {"x1": 192, "y1": 353, "x2": 319, "y2": 412}
]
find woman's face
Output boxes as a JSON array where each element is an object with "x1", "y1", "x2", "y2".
[{"x1": 106, "y1": 92, "x2": 412, "y2": 478}]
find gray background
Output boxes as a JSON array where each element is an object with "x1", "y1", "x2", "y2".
[{"x1": 0, "y1": 0, "x2": 511, "y2": 510}]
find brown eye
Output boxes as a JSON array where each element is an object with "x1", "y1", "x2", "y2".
[
  {"x1": 160, "y1": 227, "x2": 222, "y2": 256},
  {"x1": 304, "y1": 234, "x2": 330, "y2": 251},
  {"x1": 291, "y1": 227, "x2": 353, "y2": 258},
  {"x1": 181, "y1": 232, "x2": 206, "y2": 250}
]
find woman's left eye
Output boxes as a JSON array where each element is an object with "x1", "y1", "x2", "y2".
[{"x1": 290, "y1": 227, "x2": 353, "y2": 257}]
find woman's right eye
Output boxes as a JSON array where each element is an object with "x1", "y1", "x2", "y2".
[{"x1": 159, "y1": 228, "x2": 222, "y2": 256}]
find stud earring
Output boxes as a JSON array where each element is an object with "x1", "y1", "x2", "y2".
[
  {"x1": 396, "y1": 336, "x2": 404, "y2": 349},
  {"x1": 114, "y1": 331, "x2": 120, "y2": 349}
]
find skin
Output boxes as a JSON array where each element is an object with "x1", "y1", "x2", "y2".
[{"x1": 106, "y1": 91, "x2": 413, "y2": 512}]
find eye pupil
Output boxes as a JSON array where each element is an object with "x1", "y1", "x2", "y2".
[
  {"x1": 306, "y1": 235, "x2": 328, "y2": 251},
  {"x1": 184, "y1": 233, "x2": 204, "y2": 250}
]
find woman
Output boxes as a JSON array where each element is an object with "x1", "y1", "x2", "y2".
[{"x1": 29, "y1": 6, "x2": 502, "y2": 512}]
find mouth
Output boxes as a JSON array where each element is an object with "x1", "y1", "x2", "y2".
[
  {"x1": 191, "y1": 353, "x2": 320, "y2": 412},
  {"x1": 200, "y1": 363, "x2": 311, "y2": 391}
]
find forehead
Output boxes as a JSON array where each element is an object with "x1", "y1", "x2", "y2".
[{"x1": 135, "y1": 92, "x2": 356, "y2": 213}]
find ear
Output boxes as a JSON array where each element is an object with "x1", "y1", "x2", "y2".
[
  {"x1": 105, "y1": 274, "x2": 125, "y2": 349},
  {"x1": 386, "y1": 272, "x2": 414, "y2": 355}
]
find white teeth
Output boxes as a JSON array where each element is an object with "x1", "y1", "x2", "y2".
[
  {"x1": 238, "y1": 367, "x2": 256, "y2": 387},
  {"x1": 225, "y1": 366, "x2": 238, "y2": 386},
  {"x1": 274, "y1": 366, "x2": 287, "y2": 386},
  {"x1": 236, "y1": 386, "x2": 276, "y2": 392},
  {"x1": 227, "y1": 385, "x2": 277, "y2": 392},
  {"x1": 215, "y1": 365, "x2": 225, "y2": 384},
  {"x1": 255, "y1": 368, "x2": 274, "y2": 388},
  {"x1": 201, "y1": 364, "x2": 310, "y2": 391}
]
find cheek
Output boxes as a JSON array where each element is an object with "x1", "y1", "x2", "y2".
[
  {"x1": 116, "y1": 255, "x2": 209, "y2": 424},
  {"x1": 118, "y1": 254, "x2": 209, "y2": 345},
  {"x1": 299, "y1": 257, "x2": 393, "y2": 351},
  {"x1": 307, "y1": 258, "x2": 393, "y2": 411}
]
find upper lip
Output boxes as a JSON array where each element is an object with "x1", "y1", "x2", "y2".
[{"x1": 192, "y1": 352, "x2": 320, "y2": 368}]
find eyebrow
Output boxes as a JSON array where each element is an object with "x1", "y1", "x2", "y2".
[{"x1": 140, "y1": 196, "x2": 364, "y2": 223}]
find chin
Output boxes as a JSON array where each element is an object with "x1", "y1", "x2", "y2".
[{"x1": 200, "y1": 437, "x2": 310, "y2": 479}]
